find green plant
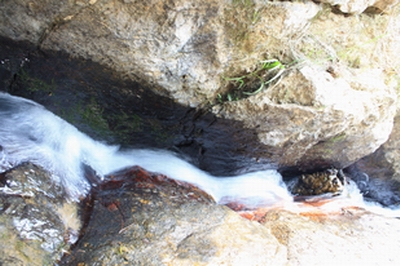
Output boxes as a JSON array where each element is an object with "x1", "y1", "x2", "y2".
[
  {"x1": 327, "y1": 133, "x2": 346, "y2": 143},
  {"x1": 219, "y1": 59, "x2": 286, "y2": 102}
]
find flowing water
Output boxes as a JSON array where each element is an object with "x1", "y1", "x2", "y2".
[{"x1": 1, "y1": 92, "x2": 399, "y2": 217}]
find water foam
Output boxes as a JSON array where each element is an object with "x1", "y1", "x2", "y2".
[
  {"x1": 0, "y1": 92, "x2": 398, "y2": 216},
  {"x1": 0, "y1": 92, "x2": 291, "y2": 207}
]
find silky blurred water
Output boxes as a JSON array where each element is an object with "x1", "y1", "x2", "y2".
[{"x1": 1, "y1": 92, "x2": 399, "y2": 216}]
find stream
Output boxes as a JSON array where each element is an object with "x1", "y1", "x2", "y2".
[
  {"x1": 1, "y1": 91, "x2": 400, "y2": 219},
  {"x1": 1, "y1": 36, "x2": 400, "y2": 265}
]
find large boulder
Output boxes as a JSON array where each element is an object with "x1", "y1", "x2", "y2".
[
  {"x1": 0, "y1": 1, "x2": 327, "y2": 106},
  {"x1": 216, "y1": 64, "x2": 396, "y2": 170}
]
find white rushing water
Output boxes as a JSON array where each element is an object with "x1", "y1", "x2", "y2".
[
  {"x1": 0, "y1": 92, "x2": 399, "y2": 216},
  {"x1": 0, "y1": 92, "x2": 291, "y2": 206}
]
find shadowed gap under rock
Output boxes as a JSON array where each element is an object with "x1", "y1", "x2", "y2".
[{"x1": 0, "y1": 36, "x2": 275, "y2": 177}]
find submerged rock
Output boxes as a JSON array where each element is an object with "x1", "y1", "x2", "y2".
[
  {"x1": 0, "y1": 163, "x2": 81, "y2": 265},
  {"x1": 289, "y1": 168, "x2": 346, "y2": 197}
]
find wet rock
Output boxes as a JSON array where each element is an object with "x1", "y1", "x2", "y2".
[
  {"x1": 0, "y1": 163, "x2": 81, "y2": 265},
  {"x1": 61, "y1": 166, "x2": 287, "y2": 265},
  {"x1": 289, "y1": 168, "x2": 346, "y2": 197},
  {"x1": 357, "y1": 114, "x2": 400, "y2": 182},
  {"x1": 61, "y1": 165, "x2": 400, "y2": 265},
  {"x1": 345, "y1": 114, "x2": 400, "y2": 207},
  {"x1": 89, "y1": 165, "x2": 216, "y2": 204},
  {"x1": 1, "y1": 161, "x2": 399, "y2": 265}
]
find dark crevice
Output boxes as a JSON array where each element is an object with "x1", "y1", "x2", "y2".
[{"x1": 0, "y1": 36, "x2": 275, "y2": 177}]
